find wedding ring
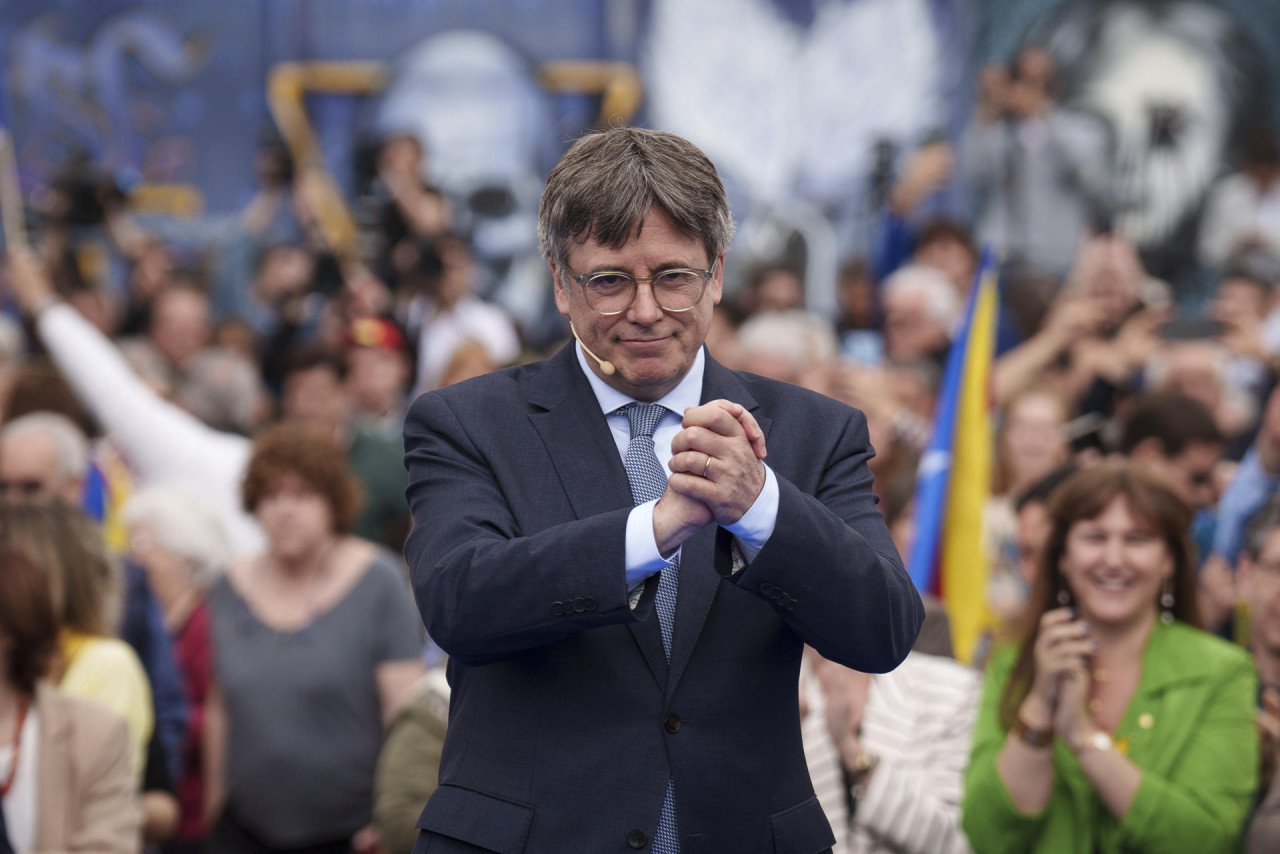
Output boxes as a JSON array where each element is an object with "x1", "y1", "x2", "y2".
[{"x1": 701, "y1": 455, "x2": 712, "y2": 478}]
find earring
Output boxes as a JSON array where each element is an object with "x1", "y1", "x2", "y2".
[
  {"x1": 1160, "y1": 578, "x2": 1175, "y2": 624},
  {"x1": 1057, "y1": 587, "x2": 1071, "y2": 607}
]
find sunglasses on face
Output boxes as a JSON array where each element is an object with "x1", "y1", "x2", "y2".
[{"x1": 0, "y1": 479, "x2": 48, "y2": 499}]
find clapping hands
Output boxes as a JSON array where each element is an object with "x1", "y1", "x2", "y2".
[
  {"x1": 1028, "y1": 607, "x2": 1099, "y2": 746},
  {"x1": 652, "y1": 399, "x2": 767, "y2": 554}
]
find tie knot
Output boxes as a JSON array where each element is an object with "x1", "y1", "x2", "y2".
[{"x1": 623, "y1": 403, "x2": 667, "y2": 440}]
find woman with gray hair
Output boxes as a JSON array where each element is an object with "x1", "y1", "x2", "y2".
[{"x1": 124, "y1": 484, "x2": 231, "y2": 853}]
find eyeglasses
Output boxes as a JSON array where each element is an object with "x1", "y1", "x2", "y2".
[
  {"x1": 562, "y1": 259, "x2": 719, "y2": 315},
  {"x1": 0, "y1": 478, "x2": 47, "y2": 500}
]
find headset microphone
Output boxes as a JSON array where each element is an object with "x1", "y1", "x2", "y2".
[{"x1": 569, "y1": 320, "x2": 615, "y2": 376}]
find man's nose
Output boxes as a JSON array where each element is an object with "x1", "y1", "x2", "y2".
[{"x1": 626, "y1": 281, "x2": 665, "y2": 325}]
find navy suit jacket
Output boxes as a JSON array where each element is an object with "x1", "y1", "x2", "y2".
[{"x1": 402, "y1": 344, "x2": 923, "y2": 853}]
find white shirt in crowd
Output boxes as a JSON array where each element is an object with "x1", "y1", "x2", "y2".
[{"x1": 801, "y1": 651, "x2": 979, "y2": 854}]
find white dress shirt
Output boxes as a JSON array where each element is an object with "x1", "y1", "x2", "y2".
[{"x1": 573, "y1": 345, "x2": 779, "y2": 593}]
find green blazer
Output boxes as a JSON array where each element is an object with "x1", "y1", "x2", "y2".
[{"x1": 962, "y1": 620, "x2": 1258, "y2": 854}]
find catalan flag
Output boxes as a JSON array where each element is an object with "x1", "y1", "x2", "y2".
[{"x1": 906, "y1": 249, "x2": 999, "y2": 663}]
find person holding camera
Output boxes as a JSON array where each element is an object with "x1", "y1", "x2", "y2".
[{"x1": 962, "y1": 48, "x2": 1112, "y2": 278}]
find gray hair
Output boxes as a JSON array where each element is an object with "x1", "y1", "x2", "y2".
[
  {"x1": 537, "y1": 127, "x2": 736, "y2": 272},
  {"x1": 882, "y1": 264, "x2": 963, "y2": 330},
  {"x1": 736, "y1": 310, "x2": 837, "y2": 367},
  {"x1": 1, "y1": 412, "x2": 89, "y2": 482},
  {"x1": 176, "y1": 348, "x2": 264, "y2": 435},
  {"x1": 123, "y1": 483, "x2": 231, "y2": 588}
]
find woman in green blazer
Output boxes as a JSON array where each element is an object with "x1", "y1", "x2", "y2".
[{"x1": 962, "y1": 462, "x2": 1258, "y2": 854}]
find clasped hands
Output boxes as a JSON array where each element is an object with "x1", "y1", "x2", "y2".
[
  {"x1": 1022, "y1": 607, "x2": 1101, "y2": 752},
  {"x1": 652, "y1": 399, "x2": 767, "y2": 556}
]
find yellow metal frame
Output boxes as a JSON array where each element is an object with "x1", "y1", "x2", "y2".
[
  {"x1": 127, "y1": 183, "x2": 206, "y2": 218},
  {"x1": 265, "y1": 57, "x2": 642, "y2": 260},
  {"x1": 268, "y1": 61, "x2": 389, "y2": 259},
  {"x1": 538, "y1": 61, "x2": 643, "y2": 127}
]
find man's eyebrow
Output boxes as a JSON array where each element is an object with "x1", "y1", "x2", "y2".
[{"x1": 580, "y1": 259, "x2": 706, "y2": 274}]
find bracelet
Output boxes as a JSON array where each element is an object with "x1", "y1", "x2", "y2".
[
  {"x1": 1072, "y1": 729, "x2": 1113, "y2": 756},
  {"x1": 1011, "y1": 715, "x2": 1054, "y2": 749}
]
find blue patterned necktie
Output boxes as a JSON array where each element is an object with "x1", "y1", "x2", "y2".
[{"x1": 621, "y1": 402, "x2": 681, "y2": 853}]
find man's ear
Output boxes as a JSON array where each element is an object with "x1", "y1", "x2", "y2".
[
  {"x1": 709, "y1": 254, "x2": 725, "y2": 306},
  {"x1": 551, "y1": 263, "x2": 570, "y2": 316}
]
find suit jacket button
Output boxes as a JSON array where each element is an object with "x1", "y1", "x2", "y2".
[
  {"x1": 627, "y1": 828, "x2": 648, "y2": 848},
  {"x1": 664, "y1": 713, "x2": 682, "y2": 733},
  {"x1": 551, "y1": 601, "x2": 564, "y2": 616}
]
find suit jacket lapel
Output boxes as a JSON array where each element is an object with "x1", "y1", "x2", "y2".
[
  {"x1": 527, "y1": 344, "x2": 631, "y2": 522},
  {"x1": 667, "y1": 354, "x2": 770, "y2": 693},
  {"x1": 527, "y1": 344, "x2": 668, "y2": 686}
]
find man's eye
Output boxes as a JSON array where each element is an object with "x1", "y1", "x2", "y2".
[
  {"x1": 655, "y1": 270, "x2": 700, "y2": 288},
  {"x1": 586, "y1": 274, "x2": 631, "y2": 292}
]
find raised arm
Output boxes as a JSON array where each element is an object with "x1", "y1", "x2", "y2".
[{"x1": 6, "y1": 248, "x2": 241, "y2": 483}]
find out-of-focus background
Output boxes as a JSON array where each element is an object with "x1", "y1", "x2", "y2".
[{"x1": 4, "y1": 2, "x2": 1280, "y2": 853}]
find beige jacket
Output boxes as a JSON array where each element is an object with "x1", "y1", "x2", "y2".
[{"x1": 33, "y1": 683, "x2": 141, "y2": 854}]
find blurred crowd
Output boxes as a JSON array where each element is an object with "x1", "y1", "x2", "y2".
[{"x1": 3, "y1": 41, "x2": 1280, "y2": 854}]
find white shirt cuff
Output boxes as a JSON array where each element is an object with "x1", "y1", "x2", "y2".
[
  {"x1": 626, "y1": 500, "x2": 672, "y2": 591},
  {"x1": 725, "y1": 464, "x2": 778, "y2": 563}
]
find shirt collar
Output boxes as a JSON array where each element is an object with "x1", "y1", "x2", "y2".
[{"x1": 574, "y1": 343, "x2": 705, "y2": 417}]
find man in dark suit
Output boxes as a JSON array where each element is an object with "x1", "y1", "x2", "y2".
[{"x1": 403, "y1": 128, "x2": 923, "y2": 853}]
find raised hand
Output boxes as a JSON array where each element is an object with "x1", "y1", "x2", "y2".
[
  {"x1": 718, "y1": 399, "x2": 767, "y2": 460},
  {"x1": 1023, "y1": 608, "x2": 1095, "y2": 725},
  {"x1": 4, "y1": 245, "x2": 56, "y2": 314},
  {"x1": 667, "y1": 399, "x2": 767, "y2": 526}
]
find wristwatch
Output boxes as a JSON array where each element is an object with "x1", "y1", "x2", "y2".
[{"x1": 1075, "y1": 729, "x2": 1113, "y2": 755}]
